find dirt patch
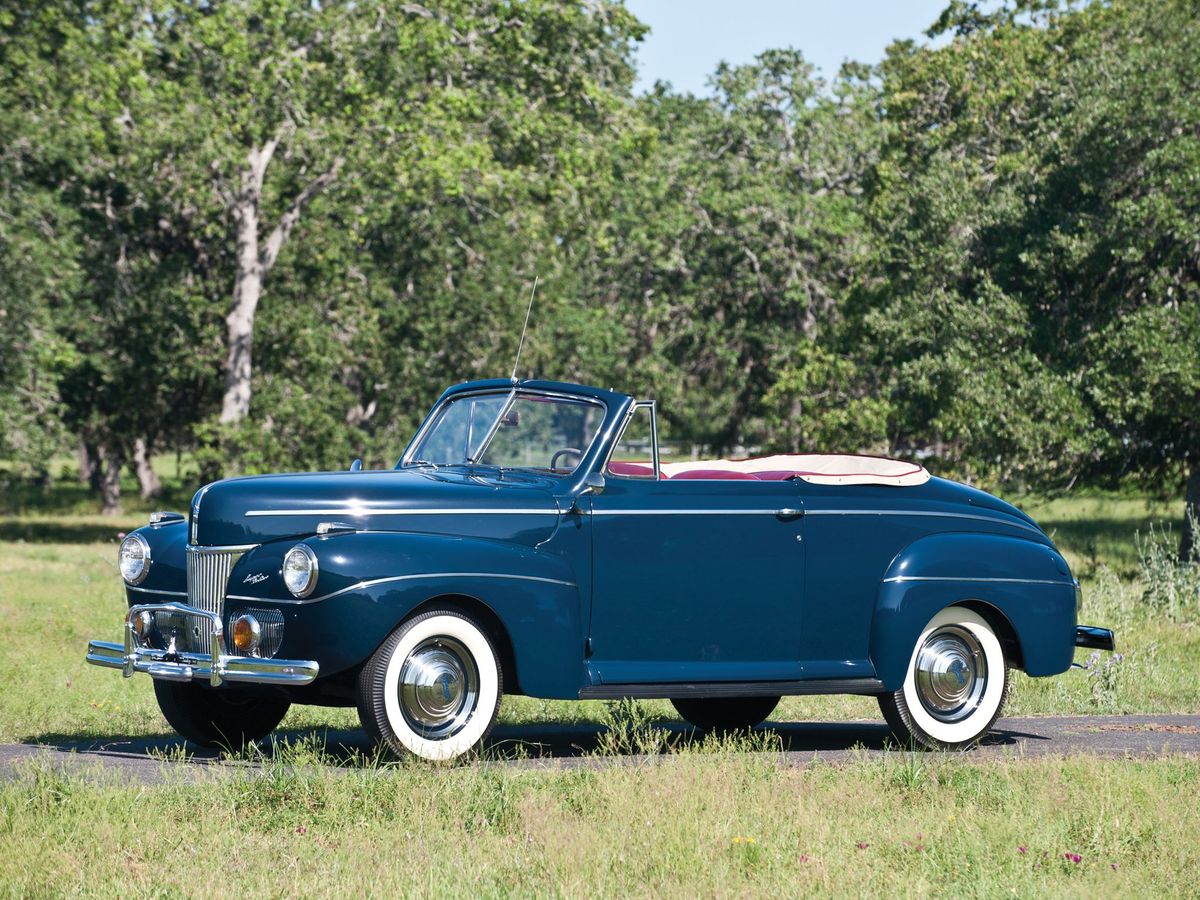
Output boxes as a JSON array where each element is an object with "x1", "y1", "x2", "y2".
[{"x1": 1087, "y1": 723, "x2": 1200, "y2": 735}]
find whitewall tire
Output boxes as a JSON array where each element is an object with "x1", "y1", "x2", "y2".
[
  {"x1": 878, "y1": 605, "x2": 1008, "y2": 750},
  {"x1": 357, "y1": 609, "x2": 502, "y2": 762}
]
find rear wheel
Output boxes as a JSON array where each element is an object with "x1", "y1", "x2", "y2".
[
  {"x1": 671, "y1": 696, "x2": 780, "y2": 732},
  {"x1": 153, "y1": 681, "x2": 290, "y2": 749},
  {"x1": 878, "y1": 605, "x2": 1009, "y2": 750},
  {"x1": 357, "y1": 608, "x2": 503, "y2": 762}
]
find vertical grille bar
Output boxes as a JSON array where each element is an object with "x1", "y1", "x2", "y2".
[{"x1": 186, "y1": 546, "x2": 252, "y2": 616}]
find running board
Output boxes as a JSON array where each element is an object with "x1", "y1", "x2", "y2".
[{"x1": 579, "y1": 678, "x2": 885, "y2": 700}]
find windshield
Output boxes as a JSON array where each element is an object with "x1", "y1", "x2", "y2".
[{"x1": 406, "y1": 391, "x2": 606, "y2": 474}]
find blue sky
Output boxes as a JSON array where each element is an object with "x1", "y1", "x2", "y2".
[{"x1": 625, "y1": 0, "x2": 952, "y2": 95}]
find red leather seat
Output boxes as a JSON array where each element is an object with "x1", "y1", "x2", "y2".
[{"x1": 669, "y1": 469, "x2": 758, "y2": 480}]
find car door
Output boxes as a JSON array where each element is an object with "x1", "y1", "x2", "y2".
[{"x1": 586, "y1": 475, "x2": 806, "y2": 685}]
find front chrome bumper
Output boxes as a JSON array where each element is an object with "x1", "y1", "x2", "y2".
[{"x1": 86, "y1": 602, "x2": 319, "y2": 687}]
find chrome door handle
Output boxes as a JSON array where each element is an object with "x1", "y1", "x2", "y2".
[{"x1": 776, "y1": 508, "x2": 803, "y2": 519}]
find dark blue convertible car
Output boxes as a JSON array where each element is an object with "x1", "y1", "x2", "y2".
[{"x1": 88, "y1": 379, "x2": 1114, "y2": 760}]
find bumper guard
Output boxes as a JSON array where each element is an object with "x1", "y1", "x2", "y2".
[
  {"x1": 1075, "y1": 624, "x2": 1116, "y2": 652},
  {"x1": 86, "y1": 602, "x2": 319, "y2": 687}
]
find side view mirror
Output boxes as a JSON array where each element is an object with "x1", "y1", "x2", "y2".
[
  {"x1": 350, "y1": 458, "x2": 363, "y2": 472},
  {"x1": 571, "y1": 473, "x2": 605, "y2": 514}
]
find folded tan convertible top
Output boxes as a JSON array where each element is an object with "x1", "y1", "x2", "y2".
[{"x1": 658, "y1": 454, "x2": 931, "y2": 486}]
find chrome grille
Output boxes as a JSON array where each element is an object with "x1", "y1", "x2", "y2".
[
  {"x1": 186, "y1": 545, "x2": 252, "y2": 615},
  {"x1": 230, "y1": 607, "x2": 285, "y2": 659}
]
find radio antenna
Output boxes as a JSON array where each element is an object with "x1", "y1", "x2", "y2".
[{"x1": 509, "y1": 275, "x2": 538, "y2": 384}]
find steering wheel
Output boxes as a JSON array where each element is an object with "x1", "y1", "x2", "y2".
[{"x1": 550, "y1": 447, "x2": 582, "y2": 473}]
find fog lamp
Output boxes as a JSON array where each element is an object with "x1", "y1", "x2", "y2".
[{"x1": 231, "y1": 614, "x2": 262, "y2": 654}]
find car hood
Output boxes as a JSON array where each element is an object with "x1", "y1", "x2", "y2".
[{"x1": 189, "y1": 468, "x2": 564, "y2": 547}]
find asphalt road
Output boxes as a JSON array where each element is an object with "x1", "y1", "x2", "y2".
[{"x1": 2, "y1": 714, "x2": 1199, "y2": 783}]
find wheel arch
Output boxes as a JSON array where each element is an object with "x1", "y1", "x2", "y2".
[
  {"x1": 957, "y1": 598, "x2": 1024, "y2": 671},
  {"x1": 256, "y1": 530, "x2": 586, "y2": 698},
  {"x1": 404, "y1": 593, "x2": 522, "y2": 696},
  {"x1": 870, "y1": 531, "x2": 1078, "y2": 690}
]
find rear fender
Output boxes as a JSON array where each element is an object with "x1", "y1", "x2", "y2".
[{"x1": 870, "y1": 533, "x2": 1077, "y2": 690}]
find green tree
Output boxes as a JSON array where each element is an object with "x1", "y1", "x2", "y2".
[
  {"x1": 0, "y1": 4, "x2": 81, "y2": 484},
  {"x1": 865, "y1": 0, "x2": 1199, "y2": 552},
  {"x1": 583, "y1": 50, "x2": 883, "y2": 454}
]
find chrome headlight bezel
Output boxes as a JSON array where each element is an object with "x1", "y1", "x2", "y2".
[
  {"x1": 118, "y1": 533, "x2": 152, "y2": 585},
  {"x1": 282, "y1": 543, "x2": 319, "y2": 598}
]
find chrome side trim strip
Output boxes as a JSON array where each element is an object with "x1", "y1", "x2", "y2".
[
  {"x1": 589, "y1": 509, "x2": 785, "y2": 516},
  {"x1": 244, "y1": 508, "x2": 559, "y2": 518},
  {"x1": 126, "y1": 586, "x2": 189, "y2": 598},
  {"x1": 805, "y1": 509, "x2": 1041, "y2": 534},
  {"x1": 882, "y1": 575, "x2": 1070, "y2": 586},
  {"x1": 237, "y1": 571, "x2": 579, "y2": 605}
]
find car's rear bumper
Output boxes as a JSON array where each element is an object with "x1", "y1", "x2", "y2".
[
  {"x1": 85, "y1": 602, "x2": 319, "y2": 686},
  {"x1": 1075, "y1": 625, "x2": 1116, "y2": 652}
]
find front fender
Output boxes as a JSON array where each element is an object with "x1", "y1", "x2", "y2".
[
  {"x1": 870, "y1": 532, "x2": 1078, "y2": 690},
  {"x1": 225, "y1": 531, "x2": 586, "y2": 697}
]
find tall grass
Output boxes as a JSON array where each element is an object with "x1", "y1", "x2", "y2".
[{"x1": 1136, "y1": 518, "x2": 1200, "y2": 622}]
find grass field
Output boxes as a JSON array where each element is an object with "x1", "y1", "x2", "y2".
[
  {"x1": 3, "y1": 750, "x2": 1198, "y2": 896},
  {"x1": 1, "y1": 491, "x2": 1197, "y2": 895}
]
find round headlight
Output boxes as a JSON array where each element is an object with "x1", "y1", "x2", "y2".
[
  {"x1": 118, "y1": 534, "x2": 151, "y2": 585},
  {"x1": 282, "y1": 544, "x2": 318, "y2": 598}
]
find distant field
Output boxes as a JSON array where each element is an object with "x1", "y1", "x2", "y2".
[{"x1": 0, "y1": 494, "x2": 1196, "y2": 896}]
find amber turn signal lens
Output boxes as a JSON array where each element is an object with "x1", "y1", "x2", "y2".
[
  {"x1": 231, "y1": 614, "x2": 261, "y2": 653},
  {"x1": 131, "y1": 610, "x2": 152, "y2": 639}
]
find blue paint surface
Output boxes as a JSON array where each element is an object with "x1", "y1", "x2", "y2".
[{"x1": 123, "y1": 379, "x2": 1084, "y2": 702}]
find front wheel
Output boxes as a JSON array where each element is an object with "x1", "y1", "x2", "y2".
[
  {"x1": 153, "y1": 681, "x2": 290, "y2": 749},
  {"x1": 878, "y1": 605, "x2": 1009, "y2": 750},
  {"x1": 357, "y1": 608, "x2": 503, "y2": 762},
  {"x1": 672, "y1": 696, "x2": 780, "y2": 732}
]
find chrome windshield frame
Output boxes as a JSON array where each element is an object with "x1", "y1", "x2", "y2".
[
  {"x1": 400, "y1": 387, "x2": 610, "y2": 476},
  {"x1": 601, "y1": 399, "x2": 660, "y2": 480}
]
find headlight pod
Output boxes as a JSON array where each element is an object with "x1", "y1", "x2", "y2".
[
  {"x1": 282, "y1": 544, "x2": 319, "y2": 598},
  {"x1": 118, "y1": 533, "x2": 151, "y2": 585}
]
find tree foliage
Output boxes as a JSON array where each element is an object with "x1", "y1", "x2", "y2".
[{"x1": 1, "y1": 0, "x2": 1197, "y2": 544}]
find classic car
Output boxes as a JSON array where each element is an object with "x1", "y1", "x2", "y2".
[{"x1": 87, "y1": 379, "x2": 1115, "y2": 760}]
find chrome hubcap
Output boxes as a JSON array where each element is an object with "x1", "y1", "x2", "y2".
[
  {"x1": 914, "y1": 625, "x2": 988, "y2": 723},
  {"x1": 398, "y1": 636, "x2": 479, "y2": 739}
]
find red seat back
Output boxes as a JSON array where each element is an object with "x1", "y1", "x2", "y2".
[{"x1": 669, "y1": 469, "x2": 758, "y2": 480}]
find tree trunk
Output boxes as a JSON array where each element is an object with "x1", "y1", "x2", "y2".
[
  {"x1": 217, "y1": 140, "x2": 340, "y2": 427},
  {"x1": 1181, "y1": 463, "x2": 1200, "y2": 562},
  {"x1": 220, "y1": 193, "x2": 263, "y2": 425},
  {"x1": 133, "y1": 437, "x2": 161, "y2": 500},
  {"x1": 78, "y1": 440, "x2": 100, "y2": 490},
  {"x1": 98, "y1": 443, "x2": 123, "y2": 516}
]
